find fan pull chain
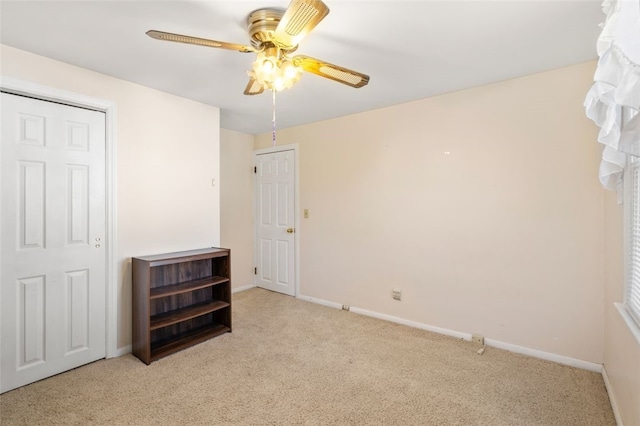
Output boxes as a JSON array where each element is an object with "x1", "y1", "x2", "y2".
[{"x1": 272, "y1": 89, "x2": 277, "y2": 147}]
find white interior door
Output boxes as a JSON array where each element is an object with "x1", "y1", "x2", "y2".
[
  {"x1": 255, "y1": 149, "x2": 296, "y2": 296},
  {"x1": 1, "y1": 92, "x2": 107, "y2": 393}
]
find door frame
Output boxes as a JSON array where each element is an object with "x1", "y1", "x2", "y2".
[
  {"x1": 253, "y1": 144, "x2": 300, "y2": 297},
  {"x1": 0, "y1": 76, "x2": 119, "y2": 358}
]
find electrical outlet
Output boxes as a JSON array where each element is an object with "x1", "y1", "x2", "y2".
[
  {"x1": 392, "y1": 289, "x2": 402, "y2": 301},
  {"x1": 472, "y1": 334, "x2": 484, "y2": 345},
  {"x1": 342, "y1": 305, "x2": 350, "y2": 311}
]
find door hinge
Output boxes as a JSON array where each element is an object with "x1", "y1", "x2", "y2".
[
  {"x1": 254, "y1": 267, "x2": 257, "y2": 275},
  {"x1": 254, "y1": 166, "x2": 257, "y2": 173}
]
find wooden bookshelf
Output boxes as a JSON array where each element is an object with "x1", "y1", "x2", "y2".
[{"x1": 132, "y1": 248, "x2": 231, "y2": 364}]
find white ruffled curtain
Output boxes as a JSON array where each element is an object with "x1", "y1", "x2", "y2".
[{"x1": 584, "y1": 0, "x2": 640, "y2": 194}]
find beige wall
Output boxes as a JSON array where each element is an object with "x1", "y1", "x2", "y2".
[
  {"x1": 603, "y1": 190, "x2": 640, "y2": 425},
  {"x1": 220, "y1": 129, "x2": 255, "y2": 290},
  {"x1": 256, "y1": 62, "x2": 604, "y2": 364},
  {"x1": 1, "y1": 45, "x2": 221, "y2": 351}
]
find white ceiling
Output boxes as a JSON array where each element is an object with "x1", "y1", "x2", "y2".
[{"x1": 0, "y1": 0, "x2": 603, "y2": 135}]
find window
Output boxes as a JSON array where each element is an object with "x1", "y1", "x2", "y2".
[
  {"x1": 626, "y1": 159, "x2": 640, "y2": 327},
  {"x1": 623, "y1": 107, "x2": 640, "y2": 337}
]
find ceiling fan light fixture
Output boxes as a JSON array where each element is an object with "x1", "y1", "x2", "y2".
[{"x1": 249, "y1": 50, "x2": 303, "y2": 92}]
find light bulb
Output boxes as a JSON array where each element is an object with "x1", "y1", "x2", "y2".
[
  {"x1": 273, "y1": 78, "x2": 285, "y2": 92},
  {"x1": 282, "y1": 61, "x2": 301, "y2": 80},
  {"x1": 262, "y1": 59, "x2": 275, "y2": 74}
]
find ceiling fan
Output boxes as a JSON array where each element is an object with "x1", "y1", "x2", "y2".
[{"x1": 146, "y1": 0, "x2": 370, "y2": 95}]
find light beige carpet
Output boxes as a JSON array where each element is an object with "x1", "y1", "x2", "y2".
[{"x1": 0, "y1": 288, "x2": 614, "y2": 425}]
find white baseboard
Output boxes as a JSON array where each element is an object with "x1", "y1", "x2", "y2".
[
  {"x1": 299, "y1": 296, "x2": 602, "y2": 373},
  {"x1": 484, "y1": 338, "x2": 602, "y2": 372},
  {"x1": 232, "y1": 284, "x2": 256, "y2": 294},
  {"x1": 602, "y1": 365, "x2": 624, "y2": 426},
  {"x1": 297, "y1": 294, "x2": 344, "y2": 310},
  {"x1": 110, "y1": 344, "x2": 132, "y2": 358},
  {"x1": 349, "y1": 306, "x2": 472, "y2": 341}
]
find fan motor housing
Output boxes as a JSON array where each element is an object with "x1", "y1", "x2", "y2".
[{"x1": 247, "y1": 8, "x2": 297, "y2": 52}]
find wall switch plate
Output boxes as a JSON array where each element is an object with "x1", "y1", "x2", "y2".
[
  {"x1": 304, "y1": 209, "x2": 309, "y2": 218},
  {"x1": 392, "y1": 289, "x2": 402, "y2": 301}
]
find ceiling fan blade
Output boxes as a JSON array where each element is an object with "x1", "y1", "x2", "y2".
[
  {"x1": 273, "y1": 0, "x2": 330, "y2": 49},
  {"x1": 146, "y1": 30, "x2": 255, "y2": 53},
  {"x1": 293, "y1": 55, "x2": 370, "y2": 88},
  {"x1": 244, "y1": 78, "x2": 265, "y2": 96}
]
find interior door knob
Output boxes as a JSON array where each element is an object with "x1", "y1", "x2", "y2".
[{"x1": 287, "y1": 228, "x2": 295, "y2": 233}]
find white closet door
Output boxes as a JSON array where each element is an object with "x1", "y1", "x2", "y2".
[{"x1": 1, "y1": 93, "x2": 107, "y2": 393}]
